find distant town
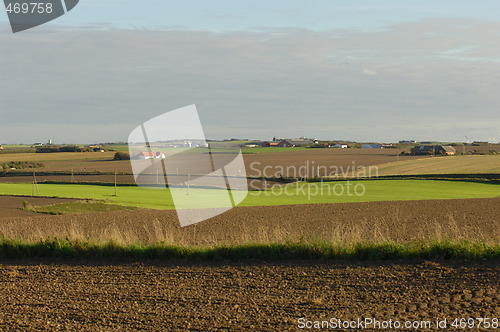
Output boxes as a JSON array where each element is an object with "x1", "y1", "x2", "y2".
[{"x1": 1, "y1": 137, "x2": 499, "y2": 159}]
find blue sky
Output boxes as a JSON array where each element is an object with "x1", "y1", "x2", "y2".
[
  {"x1": 7, "y1": 0, "x2": 497, "y2": 32},
  {"x1": 1, "y1": 1, "x2": 500, "y2": 143},
  {"x1": 14, "y1": 0, "x2": 498, "y2": 32}
]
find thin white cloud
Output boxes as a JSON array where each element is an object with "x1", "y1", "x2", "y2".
[{"x1": 363, "y1": 68, "x2": 378, "y2": 75}]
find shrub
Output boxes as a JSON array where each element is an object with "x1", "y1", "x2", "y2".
[
  {"x1": 113, "y1": 152, "x2": 130, "y2": 160},
  {"x1": 22, "y1": 200, "x2": 34, "y2": 211},
  {"x1": 0, "y1": 161, "x2": 45, "y2": 171}
]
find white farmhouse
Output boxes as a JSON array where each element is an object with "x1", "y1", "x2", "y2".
[{"x1": 137, "y1": 151, "x2": 166, "y2": 160}]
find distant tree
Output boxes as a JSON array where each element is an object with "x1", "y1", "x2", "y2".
[
  {"x1": 59, "y1": 145, "x2": 82, "y2": 152},
  {"x1": 35, "y1": 146, "x2": 60, "y2": 153}
]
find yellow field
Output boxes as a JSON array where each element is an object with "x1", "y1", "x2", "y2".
[
  {"x1": 0, "y1": 152, "x2": 115, "y2": 163},
  {"x1": 373, "y1": 155, "x2": 500, "y2": 176}
]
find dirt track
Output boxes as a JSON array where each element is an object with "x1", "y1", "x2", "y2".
[{"x1": 0, "y1": 260, "x2": 498, "y2": 331}]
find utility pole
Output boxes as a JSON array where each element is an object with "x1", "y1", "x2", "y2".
[
  {"x1": 352, "y1": 157, "x2": 356, "y2": 177},
  {"x1": 33, "y1": 170, "x2": 39, "y2": 197},
  {"x1": 304, "y1": 161, "x2": 308, "y2": 181},
  {"x1": 114, "y1": 171, "x2": 117, "y2": 197}
]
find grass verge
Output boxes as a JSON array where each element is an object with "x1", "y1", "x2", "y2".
[{"x1": 0, "y1": 238, "x2": 498, "y2": 260}]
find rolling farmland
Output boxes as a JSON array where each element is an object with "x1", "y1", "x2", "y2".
[{"x1": 0, "y1": 147, "x2": 498, "y2": 330}]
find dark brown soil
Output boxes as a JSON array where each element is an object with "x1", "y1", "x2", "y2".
[{"x1": 0, "y1": 260, "x2": 497, "y2": 331}]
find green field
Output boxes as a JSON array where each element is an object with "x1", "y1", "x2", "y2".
[
  {"x1": 0, "y1": 180, "x2": 498, "y2": 210},
  {"x1": 102, "y1": 144, "x2": 129, "y2": 152},
  {"x1": 241, "y1": 146, "x2": 307, "y2": 154},
  {"x1": 1, "y1": 144, "x2": 34, "y2": 148}
]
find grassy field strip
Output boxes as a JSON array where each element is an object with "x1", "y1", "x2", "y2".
[
  {"x1": 29, "y1": 202, "x2": 136, "y2": 215},
  {"x1": 0, "y1": 183, "x2": 176, "y2": 209},
  {"x1": 254, "y1": 180, "x2": 500, "y2": 205},
  {"x1": 0, "y1": 180, "x2": 498, "y2": 210},
  {"x1": 0, "y1": 145, "x2": 34, "y2": 148},
  {"x1": 0, "y1": 238, "x2": 498, "y2": 260},
  {"x1": 374, "y1": 155, "x2": 500, "y2": 176}
]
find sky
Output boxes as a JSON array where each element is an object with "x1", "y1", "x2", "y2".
[{"x1": 1, "y1": 0, "x2": 499, "y2": 144}]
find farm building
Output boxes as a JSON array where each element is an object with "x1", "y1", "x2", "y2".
[
  {"x1": 362, "y1": 144, "x2": 383, "y2": 149},
  {"x1": 262, "y1": 140, "x2": 295, "y2": 147},
  {"x1": 136, "y1": 151, "x2": 166, "y2": 160},
  {"x1": 88, "y1": 145, "x2": 105, "y2": 152},
  {"x1": 332, "y1": 144, "x2": 348, "y2": 148},
  {"x1": 411, "y1": 145, "x2": 456, "y2": 156}
]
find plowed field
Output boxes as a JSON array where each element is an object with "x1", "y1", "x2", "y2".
[
  {"x1": 0, "y1": 260, "x2": 498, "y2": 331},
  {"x1": 0, "y1": 196, "x2": 498, "y2": 330},
  {"x1": 1, "y1": 197, "x2": 498, "y2": 245}
]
